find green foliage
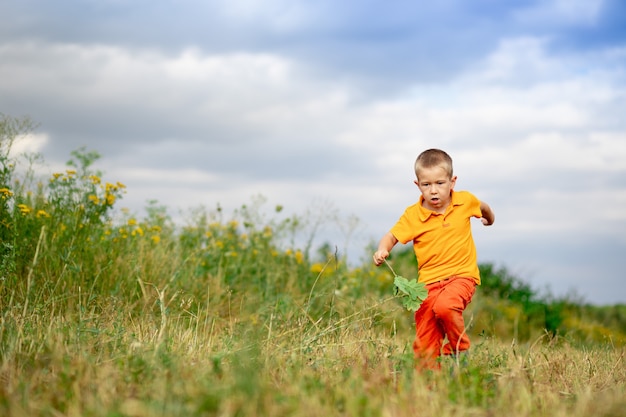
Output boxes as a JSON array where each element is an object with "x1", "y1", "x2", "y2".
[
  {"x1": 374, "y1": 250, "x2": 426, "y2": 311},
  {"x1": 472, "y1": 263, "x2": 626, "y2": 345},
  {"x1": 393, "y1": 275, "x2": 428, "y2": 311},
  {"x1": 0, "y1": 114, "x2": 37, "y2": 277}
]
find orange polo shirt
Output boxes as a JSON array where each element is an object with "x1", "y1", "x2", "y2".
[{"x1": 390, "y1": 190, "x2": 483, "y2": 285}]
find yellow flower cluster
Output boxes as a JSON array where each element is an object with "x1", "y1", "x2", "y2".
[
  {"x1": 0, "y1": 188, "x2": 13, "y2": 199},
  {"x1": 198, "y1": 221, "x2": 298, "y2": 265},
  {"x1": 37, "y1": 210, "x2": 51, "y2": 218},
  {"x1": 148, "y1": 224, "x2": 162, "y2": 244},
  {"x1": 285, "y1": 248, "x2": 304, "y2": 264},
  {"x1": 17, "y1": 204, "x2": 31, "y2": 215},
  {"x1": 50, "y1": 170, "x2": 77, "y2": 183},
  {"x1": 82, "y1": 178, "x2": 127, "y2": 206},
  {"x1": 49, "y1": 171, "x2": 126, "y2": 208},
  {"x1": 12, "y1": 203, "x2": 51, "y2": 218},
  {"x1": 110, "y1": 219, "x2": 162, "y2": 244}
]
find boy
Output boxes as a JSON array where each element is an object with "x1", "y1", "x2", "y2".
[{"x1": 373, "y1": 149, "x2": 495, "y2": 369}]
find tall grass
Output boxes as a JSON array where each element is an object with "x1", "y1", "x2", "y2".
[{"x1": 1, "y1": 114, "x2": 625, "y2": 416}]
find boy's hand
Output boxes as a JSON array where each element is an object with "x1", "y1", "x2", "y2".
[
  {"x1": 373, "y1": 250, "x2": 389, "y2": 266},
  {"x1": 480, "y1": 217, "x2": 493, "y2": 226},
  {"x1": 373, "y1": 232, "x2": 398, "y2": 266}
]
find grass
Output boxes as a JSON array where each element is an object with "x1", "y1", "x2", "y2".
[{"x1": 2, "y1": 288, "x2": 625, "y2": 417}]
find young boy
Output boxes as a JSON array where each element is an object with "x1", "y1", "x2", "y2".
[{"x1": 373, "y1": 149, "x2": 495, "y2": 369}]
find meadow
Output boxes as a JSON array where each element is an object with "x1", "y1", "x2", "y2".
[{"x1": 1, "y1": 114, "x2": 625, "y2": 416}]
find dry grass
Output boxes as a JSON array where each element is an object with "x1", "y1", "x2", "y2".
[{"x1": 1, "y1": 290, "x2": 625, "y2": 417}]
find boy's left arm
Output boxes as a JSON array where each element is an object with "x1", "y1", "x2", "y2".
[{"x1": 479, "y1": 201, "x2": 495, "y2": 226}]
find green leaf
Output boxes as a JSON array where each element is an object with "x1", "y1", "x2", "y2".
[
  {"x1": 401, "y1": 297, "x2": 423, "y2": 312},
  {"x1": 394, "y1": 275, "x2": 428, "y2": 311}
]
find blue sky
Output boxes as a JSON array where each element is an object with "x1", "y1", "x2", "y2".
[{"x1": 1, "y1": 0, "x2": 625, "y2": 304}]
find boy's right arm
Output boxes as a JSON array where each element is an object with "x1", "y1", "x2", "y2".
[{"x1": 373, "y1": 232, "x2": 398, "y2": 266}]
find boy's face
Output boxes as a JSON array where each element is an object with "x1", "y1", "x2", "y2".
[{"x1": 414, "y1": 165, "x2": 457, "y2": 213}]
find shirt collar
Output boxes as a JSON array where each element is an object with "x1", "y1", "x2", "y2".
[{"x1": 417, "y1": 191, "x2": 463, "y2": 221}]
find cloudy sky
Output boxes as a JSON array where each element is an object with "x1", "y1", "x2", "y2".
[{"x1": 1, "y1": 0, "x2": 625, "y2": 304}]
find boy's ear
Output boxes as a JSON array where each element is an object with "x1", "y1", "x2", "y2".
[{"x1": 450, "y1": 175, "x2": 458, "y2": 189}]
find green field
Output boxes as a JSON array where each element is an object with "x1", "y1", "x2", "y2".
[{"x1": 2, "y1": 115, "x2": 625, "y2": 416}]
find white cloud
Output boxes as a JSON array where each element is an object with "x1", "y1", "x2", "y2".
[{"x1": 8, "y1": 132, "x2": 48, "y2": 157}]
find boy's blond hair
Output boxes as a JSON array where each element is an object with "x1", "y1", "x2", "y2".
[{"x1": 414, "y1": 148, "x2": 454, "y2": 178}]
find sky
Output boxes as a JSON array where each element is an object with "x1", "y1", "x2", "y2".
[{"x1": 1, "y1": 0, "x2": 625, "y2": 305}]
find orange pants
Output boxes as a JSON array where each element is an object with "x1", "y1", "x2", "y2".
[{"x1": 412, "y1": 277, "x2": 476, "y2": 369}]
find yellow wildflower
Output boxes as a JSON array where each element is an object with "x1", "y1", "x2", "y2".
[
  {"x1": 310, "y1": 263, "x2": 324, "y2": 274},
  {"x1": 89, "y1": 175, "x2": 101, "y2": 185},
  {"x1": 17, "y1": 204, "x2": 31, "y2": 215},
  {"x1": 295, "y1": 250, "x2": 304, "y2": 264},
  {"x1": 106, "y1": 193, "x2": 116, "y2": 205},
  {"x1": 0, "y1": 188, "x2": 13, "y2": 198},
  {"x1": 65, "y1": 170, "x2": 76, "y2": 176},
  {"x1": 151, "y1": 235, "x2": 161, "y2": 244},
  {"x1": 36, "y1": 210, "x2": 51, "y2": 218},
  {"x1": 127, "y1": 218, "x2": 137, "y2": 226},
  {"x1": 88, "y1": 194, "x2": 100, "y2": 204}
]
